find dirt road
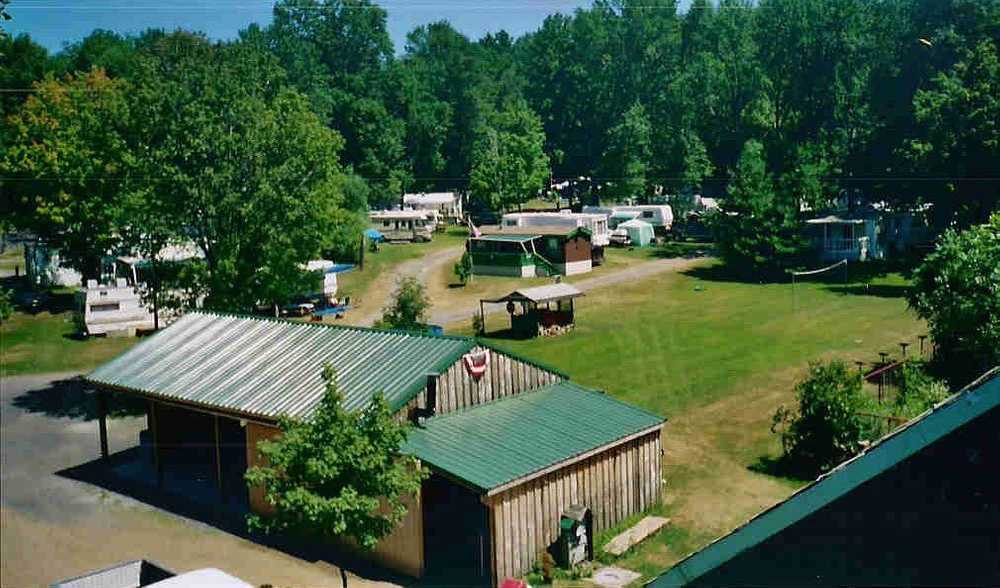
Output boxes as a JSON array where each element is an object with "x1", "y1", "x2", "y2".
[
  {"x1": 429, "y1": 255, "x2": 707, "y2": 326},
  {"x1": 0, "y1": 372, "x2": 400, "y2": 588},
  {"x1": 352, "y1": 246, "x2": 463, "y2": 327}
]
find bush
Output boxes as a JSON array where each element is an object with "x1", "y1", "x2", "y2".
[
  {"x1": 908, "y1": 213, "x2": 1000, "y2": 385},
  {"x1": 377, "y1": 276, "x2": 430, "y2": 331},
  {"x1": 772, "y1": 361, "x2": 874, "y2": 475},
  {"x1": 454, "y1": 251, "x2": 473, "y2": 285},
  {"x1": 894, "y1": 361, "x2": 951, "y2": 419},
  {"x1": 1, "y1": 287, "x2": 14, "y2": 322}
]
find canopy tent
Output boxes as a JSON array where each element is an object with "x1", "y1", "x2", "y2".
[
  {"x1": 364, "y1": 228, "x2": 385, "y2": 242},
  {"x1": 618, "y1": 219, "x2": 655, "y2": 247}
]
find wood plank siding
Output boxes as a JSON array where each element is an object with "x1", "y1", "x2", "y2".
[
  {"x1": 399, "y1": 346, "x2": 563, "y2": 420},
  {"x1": 245, "y1": 421, "x2": 425, "y2": 577},
  {"x1": 484, "y1": 428, "x2": 663, "y2": 582}
]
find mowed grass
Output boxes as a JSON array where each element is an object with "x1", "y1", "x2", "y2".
[
  {"x1": 1, "y1": 309, "x2": 138, "y2": 377},
  {"x1": 457, "y1": 260, "x2": 924, "y2": 581}
]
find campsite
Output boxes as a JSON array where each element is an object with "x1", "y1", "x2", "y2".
[{"x1": 3, "y1": 0, "x2": 999, "y2": 587}]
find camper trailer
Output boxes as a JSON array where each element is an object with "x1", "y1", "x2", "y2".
[
  {"x1": 501, "y1": 211, "x2": 609, "y2": 265},
  {"x1": 582, "y1": 204, "x2": 674, "y2": 236},
  {"x1": 370, "y1": 210, "x2": 435, "y2": 242},
  {"x1": 402, "y1": 192, "x2": 463, "y2": 224},
  {"x1": 77, "y1": 278, "x2": 155, "y2": 336}
]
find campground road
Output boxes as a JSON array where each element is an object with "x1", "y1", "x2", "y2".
[
  {"x1": 0, "y1": 371, "x2": 400, "y2": 588},
  {"x1": 429, "y1": 255, "x2": 710, "y2": 326},
  {"x1": 353, "y1": 245, "x2": 463, "y2": 327}
]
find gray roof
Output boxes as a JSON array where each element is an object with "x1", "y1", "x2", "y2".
[
  {"x1": 85, "y1": 312, "x2": 475, "y2": 420},
  {"x1": 485, "y1": 283, "x2": 584, "y2": 304}
]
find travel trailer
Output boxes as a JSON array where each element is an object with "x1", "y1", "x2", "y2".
[
  {"x1": 583, "y1": 204, "x2": 674, "y2": 236},
  {"x1": 76, "y1": 278, "x2": 155, "y2": 336},
  {"x1": 402, "y1": 192, "x2": 463, "y2": 224},
  {"x1": 370, "y1": 210, "x2": 435, "y2": 242},
  {"x1": 500, "y1": 212, "x2": 610, "y2": 247}
]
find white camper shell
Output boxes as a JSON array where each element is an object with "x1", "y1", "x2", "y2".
[
  {"x1": 370, "y1": 210, "x2": 435, "y2": 242},
  {"x1": 501, "y1": 211, "x2": 610, "y2": 247},
  {"x1": 77, "y1": 278, "x2": 155, "y2": 336},
  {"x1": 583, "y1": 204, "x2": 674, "y2": 236}
]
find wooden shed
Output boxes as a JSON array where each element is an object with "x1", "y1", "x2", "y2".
[
  {"x1": 84, "y1": 312, "x2": 664, "y2": 586},
  {"x1": 481, "y1": 283, "x2": 584, "y2": 337}
]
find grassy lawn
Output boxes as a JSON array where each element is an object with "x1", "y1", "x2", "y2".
[
  {"x1": 452, "y1": 260, "x2": 924, "y2": 582},
  {"x1": 1, "y1": 308, "x2": 138, "y2": 378}
]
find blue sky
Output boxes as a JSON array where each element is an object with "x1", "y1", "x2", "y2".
[{"x1": 6, "y1": 0, "x2": 684, "y2": 54}]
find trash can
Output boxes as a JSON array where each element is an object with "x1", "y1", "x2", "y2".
[{"x1": 555, "y1": 504, "x2": 592, "y2": 569}]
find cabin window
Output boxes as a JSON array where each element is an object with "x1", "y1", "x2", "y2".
[
  {"x1": 642, "y1": 211, "x2": 654, "y2": 218},
  {"x1": 504, "y1": 219, "x2": 517, "y2": 226},
  {"x1": 383, "y1": 221, "x2": 391, "y2": 227},
  {"x1": 91, "y1": 302, "x2": 121, "y2": 312}
]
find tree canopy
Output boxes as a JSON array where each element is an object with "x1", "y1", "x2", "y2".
[{"x1": 245, "y1": 365, "x2": 425, "y2": 549}]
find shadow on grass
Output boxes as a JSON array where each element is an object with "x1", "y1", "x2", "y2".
[
  {"x1": 748, "y1": 454, "x2": 817, "y2": 484},
  {"x1": 11, "y1": 377, "x2": 146, "y2": 421},
  {"x1": 2, "y1": 275, "x2": 78, "y2": 315},
  {"x1": 58, "y1": 450, "x2": 482, "y2": 588},
  {"x1": 824, "y1": 283, "x2": 911, "y2": 299},
  {"x1": 681, "y1": 263, "x2": 781, "y2": 285},
  {"x1": 650, "y1": 242, "x2": 717, "y2": 260},
  {"x1": 479, "y1": 327, "x2": 535, "y2": 341}
]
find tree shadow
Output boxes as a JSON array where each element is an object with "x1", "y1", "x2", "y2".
[
  {"x1": 479, "y1": 327, "x2": 535, "y2": 341},
  {"x1": 11, "y1": 377, "x2": 146, "y2": 421},
  {"x1": 650, "y1": 243, "x2": 716, "y2": 260},
  {"x1": 680, "y1": 263, "x2": 783, "y2": 285},
  {"x1": 2, "y1": 275, "x2": 78, "y2": 315},
  {"x1": 748, "y1": 454, "x2": 816, "y2": 483},
  {"x1": 824, "y1": 283, "x2": 911, "y2": 299}
]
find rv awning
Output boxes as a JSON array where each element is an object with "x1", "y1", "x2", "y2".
[
  {"x1": 484, "y1": 283, "x2": 584, "y2": 305},
  {"x1": 806, "y1": 215, "x2": 865, "y2": 225}
]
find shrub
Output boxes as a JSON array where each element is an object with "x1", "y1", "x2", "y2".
[
  {"x1": 894, "y1": 361, "x2": 951, "y2": 419},
  {"x1": 454, "y1": 251, "x2": 473, "y2": 285},
  {"x1": 377, "y1": 276, "x2": 430, "y2": 331},
  {"x1": 772, "y1": 361, "x2": 874, "y2": 474}
]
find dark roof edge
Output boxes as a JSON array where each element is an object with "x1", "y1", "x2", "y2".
[
  {"x1": 476, "y1": 340, "x2": 570, "y2": 379},
  {"x1": 648, "y1": 367, "x2": 1000, "y2": 588}
]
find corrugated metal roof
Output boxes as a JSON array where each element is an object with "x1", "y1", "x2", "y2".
[
  {"x1": 85, "y1": 312, "x2": 475, "y2": 420},
  {"x1": 403, "y1": 381, "x2": 664, "y2": 494}
]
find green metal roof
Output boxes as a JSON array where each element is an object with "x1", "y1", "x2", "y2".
[
  {"x1": 472, "y1": 234, "x2": 538, "y2": 243},
  {"x1": 85, "y1": 312, "x2": 475, "y2": 420},
  {"x1": 651, "y1": 368, "x2": 1000, "y2": 588},
  {"x1": 402, "y1": 380, "x2": 664, "y2": 494}
]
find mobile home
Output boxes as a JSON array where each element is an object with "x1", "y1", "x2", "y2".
[
  {"x1": 402, "y1": 192, "x2": 463, "y2": 224},
  {"x1": 370, "y1": 210, "x2": 435, "y2": 242},
  {"x1": 501, "y1": 211, "x2": 609, "y2": 265}
]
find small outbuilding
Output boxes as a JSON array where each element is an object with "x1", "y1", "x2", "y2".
[
  {"x1": 480, "y1": 283, "x2": 584, "y2": 337},
  {"x1": 84, "y1": 312, "x2": 664, "y2": 586},
  {"x1": 468, "y1": 226, "x2": 593, "y2": 277}
]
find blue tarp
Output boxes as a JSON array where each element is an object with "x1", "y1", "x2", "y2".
[
  {"x1": 364, "y1": 229, "x2": 385, "y2": 242},
  {"x1": 325, "y1": 263, "x2": 355, "y2": 274}
]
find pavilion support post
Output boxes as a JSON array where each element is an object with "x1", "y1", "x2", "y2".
[
  {"x1": 214, "y1": 415, "x2": 223, "y2": 500},
  {"x1": 149, "y1": 400, "x2": 163, "y2": 488},
  {"x1": 97, "y1": 390, "x2": 109, "y2": 460}
]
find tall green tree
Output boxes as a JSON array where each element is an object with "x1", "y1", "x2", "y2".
[
  {"x1": 245, "y1": 365, "x2": 426, "y2": 549},
  {"x1": 908, "y1": 214, "x2": 1000, "y2": 384},
  {"x1": 0, "y1": 34, "x2": 51, "y2": 115},
  {"x1": 469, "y1": 100, "x2": 550, "y2": 213},
  {"x1": 130, "y1": 33, "x2": 356, "y2": 311},
  {"x1": 599, "y1": 103, "x2": 651, "y2": 202},
  {"x1": 2, "y1": 69, "x2": 132, "y2": 278},
  {"x1": 905, "y1": 40, "x2": 1000, "y2": 227},
  {"x1": 713, "y1": 139, "x2": 805, "y2": 276}
]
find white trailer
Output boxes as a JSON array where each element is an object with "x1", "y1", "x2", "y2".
[
  {"x1": 583, "y1": 204, "x2": 674, "y2": 236},
  {"x1": 402, "y1": 192, "x2": 463, "y2": 224},
  {"x1": 370, "y1": 210, "x2": 435, "y2": 242},
  {"x1": 77, "y1": 278, "x2": 155, "y2": 336},
  {"x1": 501, "y1": 211, "x2": 610, "y2": 247}
]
